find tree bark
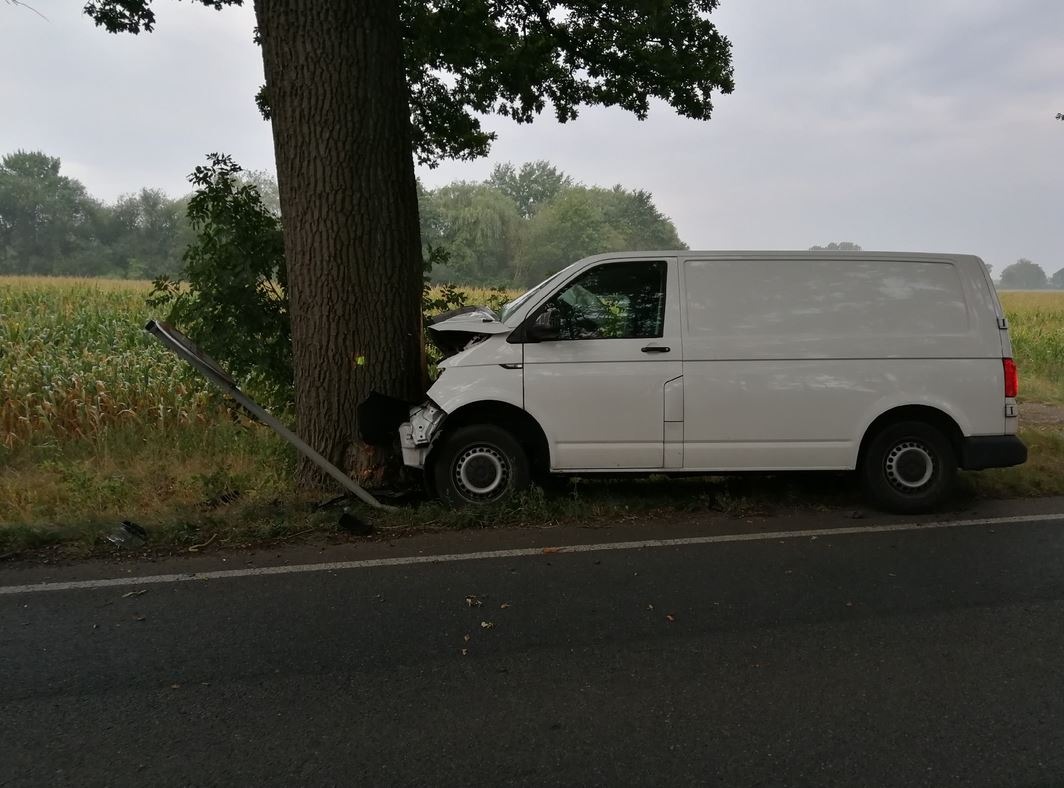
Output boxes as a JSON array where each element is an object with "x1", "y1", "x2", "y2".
[{"x1": 254, "y1": 0, "x2": 425, "y2": 487}]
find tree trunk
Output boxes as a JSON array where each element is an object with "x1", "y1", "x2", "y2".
[{"x1": 254, "y1": 0, "x2": 425, "y2": 488}]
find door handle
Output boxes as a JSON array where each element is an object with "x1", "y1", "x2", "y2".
[{"x1": 641, "y1": 345, "x2": 671, "y2": 353}]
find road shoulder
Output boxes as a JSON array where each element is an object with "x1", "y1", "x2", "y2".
[{"x1": 4, "y1": 494, "x2": 1064, "y2": 589}]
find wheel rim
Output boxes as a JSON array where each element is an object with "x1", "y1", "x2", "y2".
[
  {"x1": 884, "y1": 439, "x2": 936, "y2": 493},
  {"x1": 453, "y1": 444, "x2": 511, "y2": 503}
]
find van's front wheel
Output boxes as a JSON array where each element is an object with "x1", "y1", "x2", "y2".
[
  {"x1": 432, "y1": 425, "x2": 531, "y2": 506},
  {"x1": 860, "y1": 421, "x2": 957, "y2": 514}
]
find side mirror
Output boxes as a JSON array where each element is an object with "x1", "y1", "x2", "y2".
[{"x1": 524, "y1": 307, "x2": 560, "y2": 342}]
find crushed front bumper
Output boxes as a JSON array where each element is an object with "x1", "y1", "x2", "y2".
[{"x1": 398, "y1": 402, "x2": 446, "y2": 469}]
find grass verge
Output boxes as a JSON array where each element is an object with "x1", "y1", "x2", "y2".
[{"x1": 2, "y1": 422, "x2": 1061, "y2": 560}]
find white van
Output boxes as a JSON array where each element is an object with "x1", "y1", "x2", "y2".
[{"x1": 400, "y1": 251, "x2": 1026, "y2": 513}]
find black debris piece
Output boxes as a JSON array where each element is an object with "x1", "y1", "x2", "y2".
[{"x1": 338, "y1": 510, "x2": 374, "y2": 536}]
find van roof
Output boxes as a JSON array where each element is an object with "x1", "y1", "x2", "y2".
[{"x1": 577, "y1": 250, "x2": 983, "y2": 264}]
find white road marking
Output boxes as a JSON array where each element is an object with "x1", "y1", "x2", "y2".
[{"x1": 2, "y1": 512, "x2": 1063, "y2": 596}]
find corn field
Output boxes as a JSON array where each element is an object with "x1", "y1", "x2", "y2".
[
  {"x1": 0, "y1": 277, "x2": 521, "y2": 451},
  {"x1": 0, "y1": 278, "x2": 231, "y2": 450},
  {"x1": 2, "y1": 277, "x2": 1061, "y2": 452},
  {"x1": 1000, "y1": 292, "x2": 1064, "y2": 385}
]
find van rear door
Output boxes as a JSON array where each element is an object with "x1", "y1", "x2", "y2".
[
  {"x1": 973, "y1": 255, "x2": 1014, "y2": 359},
  {"x1": 970, "y1": 256, "x2": 1017, "y2": 433}
]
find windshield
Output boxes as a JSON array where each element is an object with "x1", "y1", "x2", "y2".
[
  {"x1": 500, "y1": 276, "x2": 553, "y2": 323},
  {"x1": 500, "y1": 265, "x2": 578, "y2": 324}
]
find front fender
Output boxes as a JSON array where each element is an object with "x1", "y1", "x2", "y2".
[
  {"x1": 400, "y1": 364, "x2": 524, "y2": 469},
  {"x1": 427, "y1": 364, "x2": 524, "y2": 414}
]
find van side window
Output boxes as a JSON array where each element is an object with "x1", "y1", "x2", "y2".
[{"x1": 545, "y1": 261, "x2": 667, "y2": 340}]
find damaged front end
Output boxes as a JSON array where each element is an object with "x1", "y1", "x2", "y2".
[
  {"x1": 398, "y1": 401, "x2": 446, "y2": 469},
  {"x1": 361, "y1": 305, "x2": 513, "y2": 470},
  {"x1": 426, "y1": 305, "x2": 511, "y2": 358},
  {"x1": 394, "y1": 305, "x2": 513, "y2": 468},
  {"x1": 358, "y1": 393, "x2": 446, "y2": 470},
  {"x1": 359, "y1": 392, "x2": 447, "y2": 469}
]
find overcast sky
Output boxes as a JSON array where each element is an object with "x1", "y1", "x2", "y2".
[{"x1": 3, "y1": 1, "x2": 1061, "y2": 273}]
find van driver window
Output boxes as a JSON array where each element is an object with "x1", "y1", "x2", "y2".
[{"x1": 545, "y1": 261, "x2": 666, "y2": 340}]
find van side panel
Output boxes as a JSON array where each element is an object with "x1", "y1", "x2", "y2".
[
  {"x1": 680, "y1": 358, "x2": 1003, "y2": 470},
  {"x1": 680, "y1": 255, "x2": 1006, "y2": 471},
  {"x1": 681, "y1": 257, "x2": 992, "y2": 359}
]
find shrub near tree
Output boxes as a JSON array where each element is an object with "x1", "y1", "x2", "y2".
[{"x1": 148, "y1": 155, "x2": 291, "y2": 408}]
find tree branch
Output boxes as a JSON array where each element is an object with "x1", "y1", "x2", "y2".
[{"x1": 4, "y1": 0, "x2": 48, "y2": 21}]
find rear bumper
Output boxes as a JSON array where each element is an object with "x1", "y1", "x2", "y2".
[{"x1": 960, "y1": 435, "x2": 1028, "y2": 470}]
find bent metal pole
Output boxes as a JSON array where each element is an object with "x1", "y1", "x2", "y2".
[{"x1": 145, "y1": 319, "x2": 395, "y2": 512}]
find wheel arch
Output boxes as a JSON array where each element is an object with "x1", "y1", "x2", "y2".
[
  {"x1": 856, "y1": 405, "x2": 965, "y2": 468},
  {"x1": 429, "y1": 400, "x2": 551, "y2": 479}
]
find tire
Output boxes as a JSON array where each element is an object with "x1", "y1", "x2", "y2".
[
  {"x1": 860, "y1": 420, "x2": 957, "y2": 514},
  {"x1": 432, "y1": 424, "x2": 531, "y2": 507}
]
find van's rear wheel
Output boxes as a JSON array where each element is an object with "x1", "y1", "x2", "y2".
[
  {"x1": 861, "y1": 421, "x2": 957, "y2": 513},
  {"x1": 432, "y1": 425, "x2": 531, "y2": 506}
]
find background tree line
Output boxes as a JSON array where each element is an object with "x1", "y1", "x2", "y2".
[
  {"x1": 419, "y1": 161, "x2": 685, "y2": 286},
  {"x1": 2, "y1": 149, "x2": 1058, "y2": 290},
  {"x1": 996, "y1": 258, "x2": 1064, "y2": 290},
  {"x1": 0, "y1": 150, "x2": 192, "y2": 278},
  {"x1": 0, "y1": 150, "x2": 686, "y2": 287}
]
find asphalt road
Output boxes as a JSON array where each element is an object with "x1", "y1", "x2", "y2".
[{"x1": 3, "y1": 513, "x2": 1064, "y2": 787}]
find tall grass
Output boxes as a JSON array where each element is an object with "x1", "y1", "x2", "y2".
[{"x1": 1000, "y1": 292, "x2": 1064, "y2": 392}]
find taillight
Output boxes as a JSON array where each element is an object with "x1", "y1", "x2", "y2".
[{"x1": 1003, "y1": 358, "x2": 1018, "y2": 398}]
